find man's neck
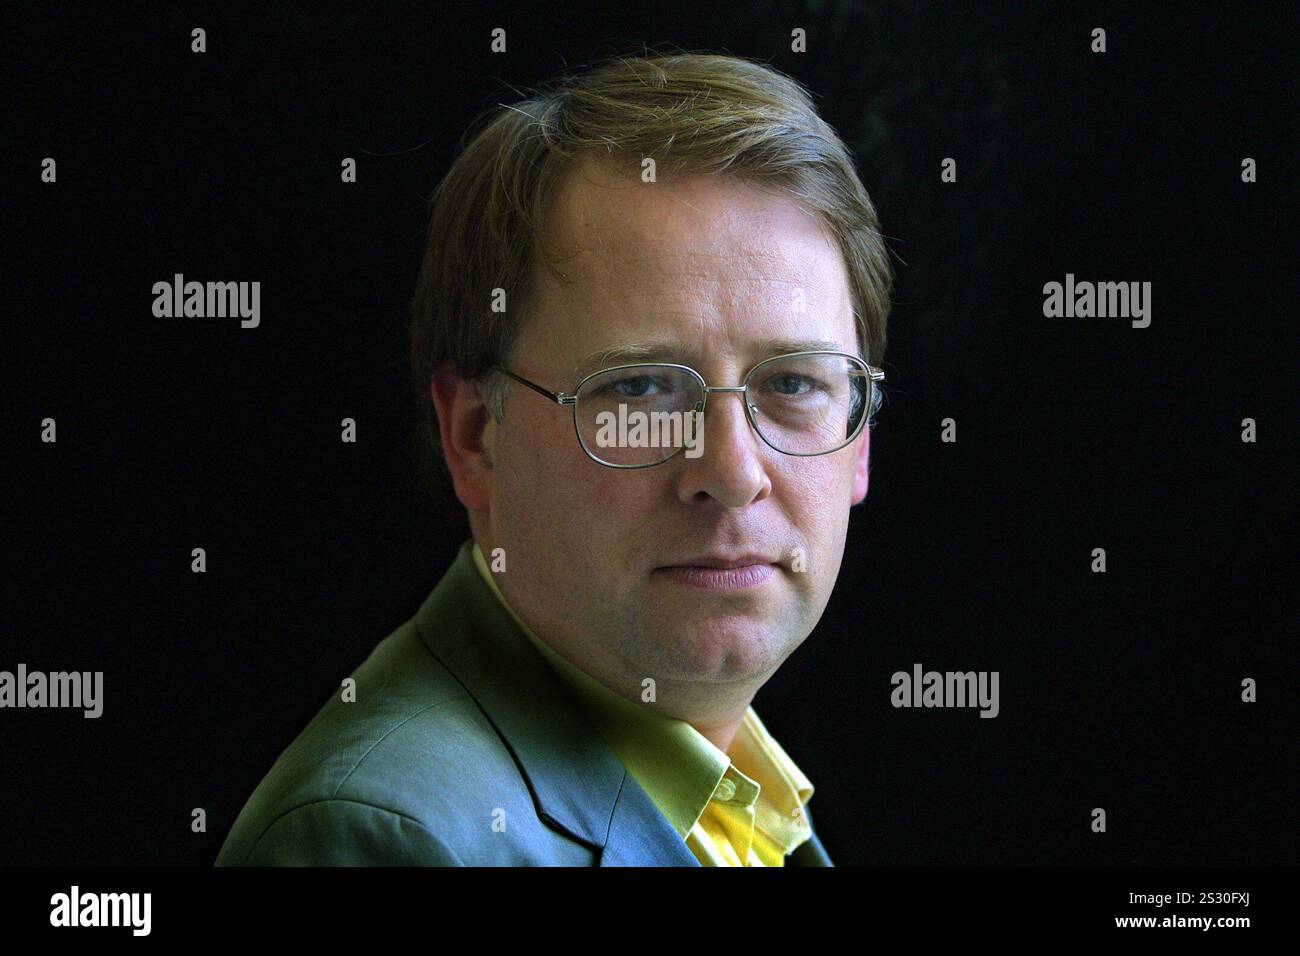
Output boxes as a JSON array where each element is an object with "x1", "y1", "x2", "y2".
[{"x1": 686, "y1": 712, "x2": 746, "y2": 754}]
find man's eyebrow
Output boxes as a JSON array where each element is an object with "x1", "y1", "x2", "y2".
[{"x1": 571, "y1": 338, "x2": 848, "y2": 378}]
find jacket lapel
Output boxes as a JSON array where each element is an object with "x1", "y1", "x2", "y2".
[
  {"x1": 414, "y1": 541, "x2": 699, "y2": 865},
  {"x1": 598, "y1": 772, "x2": 701, "y2": 866}
]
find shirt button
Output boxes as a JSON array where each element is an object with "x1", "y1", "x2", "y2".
[
  {"x1": 790, "y1": 806, "x2": 803, "y2": 818},
  {"x1": 714, "y1": 778, "x2": 737, "y2": 801}
]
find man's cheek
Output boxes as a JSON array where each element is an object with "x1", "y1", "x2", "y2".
[
  {"x1": 587, "y1": 470, "x2": 625, "y2": 510},
  {"x1": 786, "y1": 469, "x2": 839, "y2": 522},
  {"x1": 590, "y1": 465, "x2": 650, "y2": 515}
]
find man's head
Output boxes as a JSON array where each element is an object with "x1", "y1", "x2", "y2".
[{"x1": 411, "y1": 52, "x2": 892, "y2": 726}]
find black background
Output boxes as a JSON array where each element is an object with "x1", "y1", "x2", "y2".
[{"x1": 3, "y1": 1, "x2": 1295, "y2": 866}]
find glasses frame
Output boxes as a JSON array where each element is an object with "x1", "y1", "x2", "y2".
[{"x1": 494, "y1": 350, "x2": 885, "y2": 469}]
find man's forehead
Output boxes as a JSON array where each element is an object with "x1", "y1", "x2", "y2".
[{"x1": 540, "y1": 159, "x2": 843, "y2": 289}]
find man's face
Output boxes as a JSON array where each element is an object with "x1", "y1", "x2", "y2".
[{"x1": 446, "y1": 159, "x2": 871, "y2": 714}]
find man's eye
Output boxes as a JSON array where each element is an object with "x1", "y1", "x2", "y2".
[
  {"x1": 610, "y1": 376, "x2": 662, "y2": 397},
  {"x1": 767, "y1": 374, "x2": 815, "y2": 396}
]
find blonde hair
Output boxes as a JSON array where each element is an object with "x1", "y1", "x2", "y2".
[{"x1": 409, "y1": 50, "x2": 892, "y2": 497}]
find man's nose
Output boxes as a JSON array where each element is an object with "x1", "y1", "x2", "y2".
[{"x1": 673, "y1": 390, "x2": 772, "y2": 507}]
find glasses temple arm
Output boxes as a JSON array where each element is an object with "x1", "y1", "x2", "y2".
[{"x1": 497, "y1": 368, "x2": 572, "y2": 405}]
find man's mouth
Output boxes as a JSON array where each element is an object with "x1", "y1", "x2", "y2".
[{"x1": 653, "y1": 554, "x2": 781, "y2": 590}]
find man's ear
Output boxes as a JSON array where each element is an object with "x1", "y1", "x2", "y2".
[
  {"x1": 850, "y1": 425, "x2": 871, "y2": 506},
  {"x1": 430, "y1": 370, "x2": 494, "y2": 512}
]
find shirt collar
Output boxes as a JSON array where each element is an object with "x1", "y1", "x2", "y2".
[{"x1": 470, "y1": 541, "x2": 813, "y2": 842}]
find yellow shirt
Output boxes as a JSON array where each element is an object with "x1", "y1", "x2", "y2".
[{"x1": 471, "y1": 542, "x2": 815, "y2": 866}]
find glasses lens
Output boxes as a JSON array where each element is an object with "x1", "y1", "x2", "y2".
[
  {"x1": 746, "y1": 353, "x2": 869, "y2": 455},
  {"x1": 576, "y1": 365, "x2": 703, "y2": 466}
]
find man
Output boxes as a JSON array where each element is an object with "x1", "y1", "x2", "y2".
[{"x1": 216, "y1": 51, "x2": 891, "y2": 867}]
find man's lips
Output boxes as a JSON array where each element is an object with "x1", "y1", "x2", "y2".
[
  {"x1": 658, "y1": 553, "x2": 779, "y2": 570},
  {"x1": 653, "y1": 555, "x2": 782, "y2": 590}
]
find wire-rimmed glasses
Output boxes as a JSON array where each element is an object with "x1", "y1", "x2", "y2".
[{"x1": 495, "y1": 350, "x2": 884, "y2": 469}]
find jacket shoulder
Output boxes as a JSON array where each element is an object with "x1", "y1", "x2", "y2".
[{"x1": 216, "y1": 619, "x2": 588, "y2": 865}]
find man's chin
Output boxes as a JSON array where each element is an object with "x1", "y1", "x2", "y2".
[{"x1": 635, "y1": 618, "x2": 794, "y2": 682}]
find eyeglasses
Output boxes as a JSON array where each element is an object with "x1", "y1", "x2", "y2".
[{"x1": 494, "y1": 351, "x2": 884, "y2": 469}]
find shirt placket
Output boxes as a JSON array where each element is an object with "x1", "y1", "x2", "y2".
[{"x1": 711, "y1": 766, "x2": 762, "y2": 865}]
